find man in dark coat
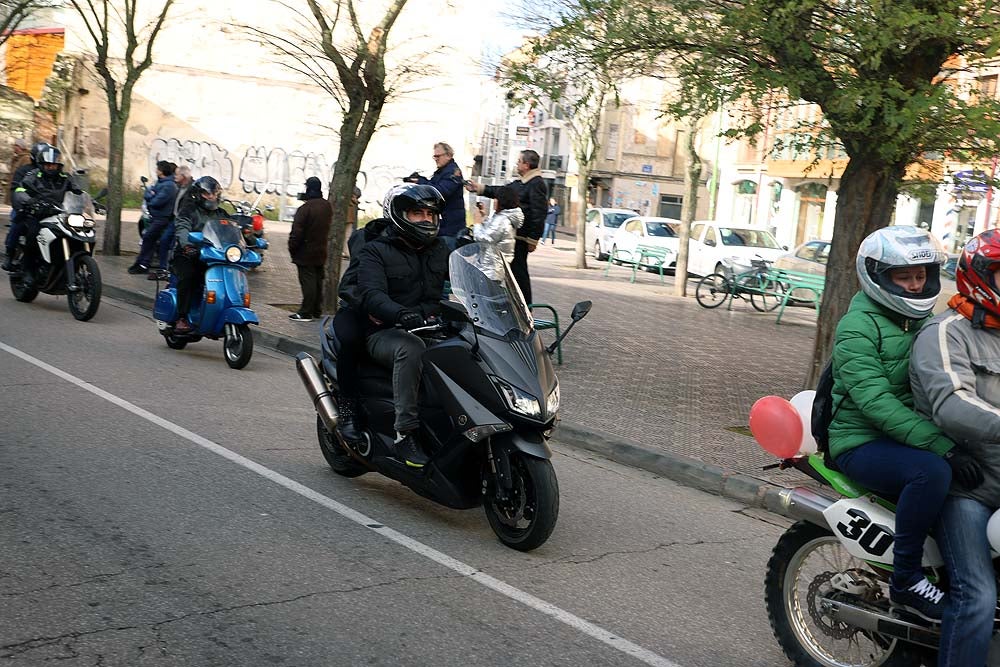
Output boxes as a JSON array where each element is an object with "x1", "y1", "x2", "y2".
[
  {"x1": 466, "y1": 149, "x2": 547, "y2": 303},
  {"x1": 406, "y1": 141, "x2": 466, "y2": 239},
  {"x1": 288, "y1": 176, "x2": 332, "y2": 322}
]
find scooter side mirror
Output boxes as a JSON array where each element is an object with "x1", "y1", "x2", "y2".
[
  {"x1": 140, "y1": 176, "x2": 148, "y2": 184},
  {"x1": 439, "y1": 300, "x2": 470, "y2": 323},
  {"x1": 188, "y1": 232, "x2": 204, "y2": 244},
  {"x1": 571, "y1": 300, "x2": 592, "y2": 321}
]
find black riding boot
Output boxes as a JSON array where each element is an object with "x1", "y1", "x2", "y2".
[{"x1": 336, "y1": 397, "x2": 363, "y2": 444}]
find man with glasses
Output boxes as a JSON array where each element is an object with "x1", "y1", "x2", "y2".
[{"x1": 404, "y1": 142, "x2": 466, "y2": 240}]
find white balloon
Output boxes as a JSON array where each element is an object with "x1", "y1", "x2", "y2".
[
  {"x1": 988, "y1": 509, "x2": 1000, "y2": 554},
  {"x1": 789, "y1": 390, "x2": 818, "y2": 455}
]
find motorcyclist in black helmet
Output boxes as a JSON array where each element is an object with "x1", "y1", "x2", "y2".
[
  {"x1": 3, "y1": 143, "x2": 53, "y2": 271},
  {"x1": 8, "y1": 145, "x2": 77, "y2": 283},
  {"x1": 171, "y1": 175, "x2": 225, "y2": 333},
  {"x1": 357, "y1": 183, "x2": 449, "y2": 468}
]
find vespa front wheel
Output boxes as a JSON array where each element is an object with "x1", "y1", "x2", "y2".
[
  {"x1": 67, "y1": 255, "x2": 102, "y2": 321},
  {"x1": 223, "y1": 323, "x2": 254, "y2": 369},
  {"x1": 484, "y1": 454, "x2": 559, "y2": 551}
]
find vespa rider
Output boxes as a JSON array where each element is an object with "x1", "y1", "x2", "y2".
[
  {"x1": 10, "y1": 145, "x2": 78, "y2": 287},
  {"x1": 356, "y1": 183, "x2": 449, "y2": 468},
  {"x1": 172, "y1": 176, "x2": 225, "y2": 334}
]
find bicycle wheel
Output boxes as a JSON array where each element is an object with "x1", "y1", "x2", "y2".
[
  {"x1": 750, "y1": 276, "x2": 786, "y2": 312},
  {"x1": 696, "y1": 273, "x2": 731, "y2": 308}
]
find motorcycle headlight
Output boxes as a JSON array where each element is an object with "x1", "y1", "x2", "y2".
[
  {"x1": 225, "y1": 246, "x2": 243, "y2": 263},
  {"x1": 67, "y1": 214, "x2": 86, "y2": 229},
  {"x1": 490, "y1": 376, "x2": 542, "y2": 420},
  {"x1": 546, "y1": 381, "x2": 560, "y2": 416}
]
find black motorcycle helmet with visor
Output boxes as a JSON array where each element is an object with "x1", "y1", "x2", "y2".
[
  {"x1": 191, "y1": 175, "x2": 222, "y2": 211},
  {"x1": 36, "y1": 146, "x2": 63, "y2": 176},
  {"x1": 385, "y1": 183, "x2": 443, "y2": 248}
]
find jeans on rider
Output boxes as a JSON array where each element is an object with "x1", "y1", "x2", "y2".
[
  {"x1": 834, "y1": 437, "x2": 952, "y2": 590},
  {"x1": 3, "y1": 209, "x2": 24, "y2": 269},
  {"x1": 366, "y1": 327, "x2": 425, "y2": 433},
  {"x1": 172, "y1": 252, "x2": 203, "y2": 326},
  {"x1": 933, "y1": 496, "x2": 996, "y2": 667}
]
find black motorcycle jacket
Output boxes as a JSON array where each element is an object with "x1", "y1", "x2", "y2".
[
  {"x1": 357, "y1": 226, "x2": 450, "y2": 328},
  {"x1": 13, "y1": 169, "x2": 75, "y2": 216},
  {"x1": 339, "y1": 217, "x2": 389, "y2": 308},
  {"x1": 174, "y1": 198, "x2": 226, "y2": 248}
]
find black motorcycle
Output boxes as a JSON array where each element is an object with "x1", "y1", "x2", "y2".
[
  {"x1": 9, "y1": 191, "x2": 102, "y2": 321},
  {"x1": 296, "y1": 243, "x2": 591, "y2": 551}
]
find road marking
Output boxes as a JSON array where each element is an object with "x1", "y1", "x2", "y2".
[{"x1": 0, "y1": 340, "x2": 681, "y2": 667}]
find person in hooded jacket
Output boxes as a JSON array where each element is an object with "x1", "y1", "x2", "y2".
[
  {"x1": 288, "y1": 176, "x2": 333, "y2": 322},
  {"x1": 171, "y1": 176, "x2": 226, "y2": 333},
  {"x1": 829, "y1": 225, "x2": 960, "y2": 624},
  {"x1": 909, "y1": 228, "x2": 1000, "y2": 667},
  {"x1": 357, "y1": 183, "x2": 449, "y2": 469},
  {"x1": 129, "y1": 160, "x2": 178, "y2": 274},
  {"x1": 10, "y1": 145, "x2": 78, "y2": 285}
]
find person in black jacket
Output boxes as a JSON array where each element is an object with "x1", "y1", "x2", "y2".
[
  {"x1": 466, "y1": 149, "x2": 547, "y2": 303},
  {"x1": 288, "y1": 176, "x2": 333, "y2": 321},
  {"x1": 357, "y1": 183, "x2": 449, "y2": 468},
  {"x1": 405, "y1": 142, "x2": 466, "y2": 239},
  {"x1": 3, "y1": 142, "x2": 47, "y2": 272}
]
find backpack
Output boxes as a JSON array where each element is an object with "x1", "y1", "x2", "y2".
[{"x1": 810, "y1": 359, "x2": 838, "y2": 457}]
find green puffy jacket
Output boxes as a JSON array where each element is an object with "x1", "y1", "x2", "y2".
[{"x1": 828, "y1": 291, "x2": 953, "y2": 459}]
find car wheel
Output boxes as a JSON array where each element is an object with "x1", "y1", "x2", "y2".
[{"x1": 594, "y1": 240, "x2": 607, "y2": 261}]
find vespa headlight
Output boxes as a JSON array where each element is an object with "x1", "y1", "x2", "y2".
[
  {"x1": 225, "y1": 245, "x2": 243, "y2": 263},
  {"x1": 67, "y1": 214, "x2": 86, "y2": 229},
  {"x1": 546, "y1": 381, "x2": 560, "y2": 416},
  {"x1": 490, "y1": 376, "x2": 542, "y2": 420}
]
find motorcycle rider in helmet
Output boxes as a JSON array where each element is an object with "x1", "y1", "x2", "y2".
[
  {"x1": 172, "y1": 175, "x2": 225, "y2": 334},
  {"x1": 909, "y1": 229, "x2": 1000, "y2": 666},
  {"x1": 8, "y1": 145, "x2": 78, "y2": 285},
  {"x1": 356, "y1": 183, "x2": 449, "y2": 468},
  {"x1": 3, "y1": 142, "x2": 51, "y2": 272},
  {"x1": 829, "y1": 225, "x2": 960, "y2": 623}
]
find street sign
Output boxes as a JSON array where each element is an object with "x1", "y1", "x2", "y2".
[{"x1": 641, "y1": 164, "x2": 653, "y2": 174}]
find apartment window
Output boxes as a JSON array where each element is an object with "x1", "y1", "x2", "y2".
[
  {"x1": 606, "y1": 124, "x2": 619, "y2": 160},
  {"x1": 659, "y1": 194, "x2": 682, "y2": 219}
]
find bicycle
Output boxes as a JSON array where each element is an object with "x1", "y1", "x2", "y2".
[{"x1": 694, "y1": 257, "x2": 786, "y2": 312}]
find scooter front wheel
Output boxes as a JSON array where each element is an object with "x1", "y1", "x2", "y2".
[
  {"x1": 484, "y1": 454, "x2": 559, "y2": 551},
  {"x1": 223, "y1": 323, "x2": 254, "y2": 369}
]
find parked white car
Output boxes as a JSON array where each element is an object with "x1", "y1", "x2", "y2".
[
  {"x1": 609, "y1": 217, "x2": 681, "y2": 272},
  {"x1": 687, "y1": 221, "x2": 786, "y2": 276},
  {"x1": 587, "y1": 207, "x2": 639, "y2": 261}
]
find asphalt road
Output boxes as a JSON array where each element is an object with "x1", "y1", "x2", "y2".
[{"x1": 0, "y1": 291, "x2": 793, "y2": 666}]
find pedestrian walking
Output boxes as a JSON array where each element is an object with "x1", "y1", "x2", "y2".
[
  {"x1": 288, "y1": 176, "x2": 332, "y2": 322},
  {"x1": 542, "y1": 198, "x2": 560, "y2": 244}
]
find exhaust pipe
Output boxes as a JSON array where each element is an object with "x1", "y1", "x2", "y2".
[
  {"x1": 823, "y1": 598, "x2": 940, "y2": 650},
  {"x1": 775, "y1": 487, "x2": 836, "y2": 526},
  {"x1": 295, "y1": 352, "x2": 338, "y2": 433}
]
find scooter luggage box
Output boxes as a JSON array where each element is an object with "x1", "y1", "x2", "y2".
[{"x1": 153, "y1": 288, "x2": 178, "y2": 322}]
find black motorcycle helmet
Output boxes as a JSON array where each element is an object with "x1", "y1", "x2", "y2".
[
  {"x1": 30, "y1": 142, "x2": 53, "y2": 166},
  {"x1": 384, "y1": 183, "x2": 443, "y2": 247},
  {"x1": 191, "y1": 175, "x2": 222, "y2": 211},
  {"x1": 36, "y1": 145, "x2": 63, "y2": 175}
]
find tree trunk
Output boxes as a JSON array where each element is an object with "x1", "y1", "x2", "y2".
[
  {"x1": 575, "y1": 165, "x2": 589, "y2": 269},
  {"x1": 806, "y1": 157, "x2": 905, "y2": 386},
  {"x1": 674, "y1": 118, "x2": 702, "y2": 297},
  {"x1": 101, "y1": 114, "x2": 126, "y2": 256}
]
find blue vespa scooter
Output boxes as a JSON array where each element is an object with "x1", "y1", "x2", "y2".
[{"x1": 153, "y1": 216, "x2": 268, "y2": 369}]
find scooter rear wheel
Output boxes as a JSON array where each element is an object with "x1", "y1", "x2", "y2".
[
  {"x1": 484, "y1": 455, "x2": 559, "y2": 551},
  {"x1": 164, "y1": 334, "x2": 187, "y2": 350},
  {"x1": 8, "y1": 249, "x2": 38, "y2": 303},
  {"x1": 316, "y1": 415, "x2": 367, "y2": 477}
]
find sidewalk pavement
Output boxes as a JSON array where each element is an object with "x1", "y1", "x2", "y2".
[{"x1": 24, "y1": 209, "x2": 821, "y2": 512}]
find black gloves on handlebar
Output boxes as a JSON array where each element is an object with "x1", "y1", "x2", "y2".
[
  {"x1": 181, "y1": 244, "x2": 199, "y2": 258},
  {"x1": 946, "y1": 449, "x2": 984, "y2": 490},
  {"x1": 396, "y1": 309, "x2": 425, "y2": 331}
]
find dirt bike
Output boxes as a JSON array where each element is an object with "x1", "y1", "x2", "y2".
[{"x1": 765, "y1": 454, "x2": 1000, "y2": 666}]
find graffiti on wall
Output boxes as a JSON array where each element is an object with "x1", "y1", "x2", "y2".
[{"x1": 149, "y1": 138, "x2": 234, "y2": 188}]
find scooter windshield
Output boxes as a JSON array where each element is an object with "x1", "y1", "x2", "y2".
[
  {"x1": 202, "y1": 218, "x2": 246, "y2": 249},
  {"x1": 448, "y1": 243, "x2": 533, "y2": 337}
]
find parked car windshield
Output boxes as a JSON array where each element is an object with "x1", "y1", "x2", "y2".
[
  {"x1": 604, "y1": 213, "x2": 632, "y2": 228},
  {"x1": 720, "y1": 227, "x2": 781, "y2": 249},
  {"x1": 449, "y1": 243, "x2": 533, "y2": 337},
  {"x1": 646, "y1": 222, "x2": 678, "y2": 238}
]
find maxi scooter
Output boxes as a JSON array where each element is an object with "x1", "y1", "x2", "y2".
[
  {"x1": 296, "y1": 243, "x2": 592, "y2": 551},
  {"x1": 152, "y1": 216, "x2": 268, "y2": 369}
]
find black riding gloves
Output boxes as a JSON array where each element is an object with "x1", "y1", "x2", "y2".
[
  {"x1": 396, "y1": 310, "x2": 424, "y2": 331},
  {"x1": 945, "y1": 449, "x2": 984, "y2": 490}
]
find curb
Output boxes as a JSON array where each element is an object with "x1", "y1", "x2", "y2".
[{"x1": 103, "y1": 281, "x2": 791, "y2": 514}]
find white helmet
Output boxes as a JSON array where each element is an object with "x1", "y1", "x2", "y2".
[{"x1": 856, "y1": 225, "x2": 946, "y2": 319}]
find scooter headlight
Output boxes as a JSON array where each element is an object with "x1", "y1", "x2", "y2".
[
  {"x1": 546, "y1": 380, "x2": 560, "y2": 415},
  {"x1": 225, "y1": 245, "x2": 243, "y2": 263},
  {"x1": 490, "y1": 376, "x2": 542, "y2": 420}
]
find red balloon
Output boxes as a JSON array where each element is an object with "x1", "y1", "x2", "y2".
[{"x1": 749, "y1": 396, "x2": 803, "y2": 459}]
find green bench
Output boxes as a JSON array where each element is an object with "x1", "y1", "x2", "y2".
[
  {"x1": 764, "y1": 267, "x2": 825, "y2": 324},
  {"x1": 602, "y1": 243, "x2": 673, "y2": 283},
  {"x1": 528, "y1": 303, "x2": 562, "y2": 365}
]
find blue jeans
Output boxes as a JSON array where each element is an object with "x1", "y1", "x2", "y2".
[
  {"x1": 135, "y1": 217, "x2": 171, "y2": 268},
  {"x1": 5, "y1": 208, "x2": 23, "y2": 254},
  {"x1": 934, "y1": 496, "x2": 995, "y2": 667},
  {"x1": 542, "y1": 222, "x2": 556, "y2": 243},
  {"x1": 157, "y1": 221, "x2": 175, "y2": 269},
  {"x1": 835, "y1": 438, "x2": 951, "y2": 587}
]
